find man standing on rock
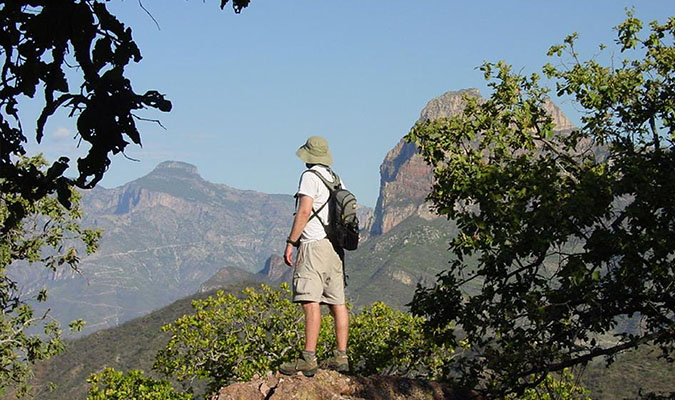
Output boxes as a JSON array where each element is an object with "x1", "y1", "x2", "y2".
[{"x1": 280, "y1": 136, "x2": 349, "y2": 377}]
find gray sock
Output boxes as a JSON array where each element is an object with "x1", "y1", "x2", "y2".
[
  {"x1": 302, "y1": 350, "x2": 317, "y2": 362},
  {"x1": 335, "y1": 349, "x2": 347, "y2": 357}
]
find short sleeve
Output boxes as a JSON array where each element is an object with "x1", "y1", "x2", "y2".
[{"x1": 297, "y1": 172, "x2": 321, "y2": 200}]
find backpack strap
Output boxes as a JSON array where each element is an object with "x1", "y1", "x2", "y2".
[
  {"x1": 306, "y1": 169, "x2": 337, "y2": 225},
  {"x1": 301, "y1": 167, "x2": 340, "y2": 226}
]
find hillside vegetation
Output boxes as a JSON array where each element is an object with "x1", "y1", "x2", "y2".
[{"x1": 26, "y1": 281, "x2": 258, "y2": 400}]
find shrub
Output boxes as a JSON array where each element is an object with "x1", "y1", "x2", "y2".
[
  {"x1": 154, "y1": 284, "x2": 304, "y2": 393},
  {"x1": 515, "y1": 370, "x2": 591, "y2": 400},
  {"x1": 86, "y1": 368, "x2": 191, "y2": 400},
  {"x1": 154, "y1": 284, "x2": 453, "y2": 394},
  {"x1": 339, "y1": 301, "x2": 453, "y2": 377}
]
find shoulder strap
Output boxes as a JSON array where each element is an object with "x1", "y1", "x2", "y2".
[
  {"x1": 306, "y1": 167, "x2": 341, "y2": 191},
  {"x1": 303, "y1": 167, "x2": 340, "y2": 226}
]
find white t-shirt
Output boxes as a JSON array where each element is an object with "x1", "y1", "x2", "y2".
[{"x1": 296, "y1": 165, "x2": 343, "y2": 242}]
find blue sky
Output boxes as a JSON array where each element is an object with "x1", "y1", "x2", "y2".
[{"x1": 26, "y1": 1, "x2": 675, "y2": 207}]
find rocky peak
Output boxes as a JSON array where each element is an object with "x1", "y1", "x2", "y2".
[
  {"x1": 258, "y1": 255, "x2": 291, "y2": 284},
  {"x1": 542, "y1": 98, "x2": 574, "y2": 131},
  {"x1": 151, "y1": 160, "x2": 200, "y2": 175},
  {"x1": 370, "y1": 90, "x2": 477, "y2": 236},
  {"x1": 419, "y1": 88, "x2": 480, "y2": 121},
  {"x1": 369, "y1": 90, "x2": 574, "y2": 237}
]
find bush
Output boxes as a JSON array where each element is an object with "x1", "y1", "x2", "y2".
[
  {"x1": 154, "y1": 284, "x2": 453, "y2": 394},
  {"x1": 154, "y1": 284, "x2": 304, "y2": 393},
  {"x1": 339, "y1": 301, "x2": 453, "y2": 377},
  {"x1": 515, "y1": 370, "x2": 591, "y2": 400},
  {"x1": 86, "y1": 368, "x2": 191, "y2": 400}
]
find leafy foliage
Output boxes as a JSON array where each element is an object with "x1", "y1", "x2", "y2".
[
  {"x1": 0, "y1": 1, "x2": 252, "y2": 395},
  {"x1": 407, "y1": 13, "x2": 675, "y2": 398},
  {"x1": 154, "y1": 284, "x2": 453, "y2": 395},
  {"x1": 86, "y1": 368, "x2": 191, "y2": 400},
  {"x1": 345, "y1": 301, "x2": 454, "y2": 377},
  {"x1": 515, "y1": 370, "x2": 590, "y2": 400},
  {"x1": 154, "y1": 284, "x2": 303, "y2": 392},
  {"x1": 0, "y1": 155, "x2": 100, "y2": 396},
  {"x1": 0, "y1": 0, "x2": 168, "y2": 393},
  {"x1": 0, "y1": 0, "x2": 173, "y2": 231}
]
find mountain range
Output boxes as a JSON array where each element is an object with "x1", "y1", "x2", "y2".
[
  {"x1": 13, "y1": 161, "x2": 297, "y2": 333},
  {"x1": 12, "y1": 88, "x2": 576, "y2": 334}
]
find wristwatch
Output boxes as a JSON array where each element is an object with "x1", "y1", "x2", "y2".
[{"x1": 286, "y1": 236, "x2": 300, "y2": 247}]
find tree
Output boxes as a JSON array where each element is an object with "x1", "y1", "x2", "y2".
[
  {"x1": 407, "y1": 13, "x2": 675, "y2": 398},
  {"x1": 0, "y1": 0, "x2": 250, "y2": 394},
  {"x1": 0, "y1": 155, "x2": 100, "y2": 396}
]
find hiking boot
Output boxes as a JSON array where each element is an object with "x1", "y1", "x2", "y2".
[
  {"x1": 279, "y1": 351, "x2": 318, "y2": 377},
  {"x1": 325, "y1": 350, "x2": 349, "y2": 372}
]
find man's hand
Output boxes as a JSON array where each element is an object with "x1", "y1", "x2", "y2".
[
  {"x1": 284, "y1": 194, "x2": 313, "y2": 267},
  {"x1": 284, "y1": 243, "x2": 294, "y2": 266}
]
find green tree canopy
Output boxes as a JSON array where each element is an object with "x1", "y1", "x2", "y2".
[
  {"x1": 0, "y1": 1, "x2": 250, "y2": 395},
  {"x1": 0, "y1": 155, "x2": 99, "y2": 397},
  {"x1": 407, "y1": 13, "x2": 675, "y2": 398}
]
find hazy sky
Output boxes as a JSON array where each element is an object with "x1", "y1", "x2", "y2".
[{"x1": 25, "y1": 1, "x2": 675, "y2": 207}]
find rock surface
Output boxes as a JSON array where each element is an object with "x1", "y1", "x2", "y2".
[
  {"x1": 370, "y1": 90, "x2": 478, "y2": 236},
  {"x1": 369, "y1": 89, "x2": 574, "y2": 237},
  {"x1": 258, "y1": 254, "x2": 292, "y2": 284},
  {"x1": 211, "y1": 370, "x2": 480, "y2": 400}
]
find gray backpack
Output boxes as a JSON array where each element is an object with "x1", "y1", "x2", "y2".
[{"x1": 305, "y1": 168, "x2": 360, "y2": 251}]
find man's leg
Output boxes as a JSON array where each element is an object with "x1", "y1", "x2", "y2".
[
  {"x1": 279, "y1": 301, "x2": 320, "y2": 376},
  {"x1": 328, "y1": 304, "x2": 349, "y2": 351},
  {"x1": 302, "y1": 302, "x2": 321, "y2": 351},
  {"x1": 326, "y1": 303, "x2": 349, "y2": 372}
]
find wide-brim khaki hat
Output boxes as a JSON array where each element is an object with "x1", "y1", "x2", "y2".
[{"x1": 296, "y1": 136, "x2": 333, "y2": 166}]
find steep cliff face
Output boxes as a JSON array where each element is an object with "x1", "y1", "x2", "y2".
[
  {"x1": 370, "y1": 90, "x2": 479, "y2": 236},
  {"x1": 258, "y1": 254, "x2": 292, "y2": 284},
  {"x1": 369, "y1": 89, "x2": 574, "y2": 237}
]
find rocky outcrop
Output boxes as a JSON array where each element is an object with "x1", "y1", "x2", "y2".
[
  {"x1": 418, "y1": 88, "x2": 480, "y2": 121},
  {"x1": 357, "y1": 205, "x2": 375, "y2": 238},
  {"x1": 542, "y1": 98, "x2": 574, "y2": 132},
  {"x1": 369, "y1": 89, "x2": 575, "y2": 237},
  {"x1": 211, "y1": 370, "x2": 480, "y2": 400},
  {"x1": 370, "y1": 90, "x2": 479, "y2": 236},
  {"x1": 258, "y1": 254, "x2": 292, "y2": 284}
]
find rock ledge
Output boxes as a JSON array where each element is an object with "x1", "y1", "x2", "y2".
[{"x1": 211, "y1": 369, "x2": 480, "y2": 400}]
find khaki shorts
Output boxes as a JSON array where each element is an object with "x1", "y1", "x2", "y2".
[{"x1": 293, "y1": 238, "x2": 345, "y2": 304}]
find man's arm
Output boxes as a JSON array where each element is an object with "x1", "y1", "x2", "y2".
[{"x1": 284, "y1": 194, "x2": 313, "y2": 266}]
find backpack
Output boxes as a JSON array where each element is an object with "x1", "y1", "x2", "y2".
[{"x1": 305, "y1": 168, "x2": 360, "y2": 251}]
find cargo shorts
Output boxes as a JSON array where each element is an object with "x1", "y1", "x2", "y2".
[{"x1": 293, "y1": 238, "x2": 345, "y2": 305}]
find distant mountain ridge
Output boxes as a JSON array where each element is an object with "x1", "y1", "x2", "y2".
[{"x1": 13, "y1": 161, "x2": 296, "y2": 334}]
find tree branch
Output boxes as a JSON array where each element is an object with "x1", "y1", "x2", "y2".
[{"x1": 518, "y1": 329, "x2": 672, "y2": 378}]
